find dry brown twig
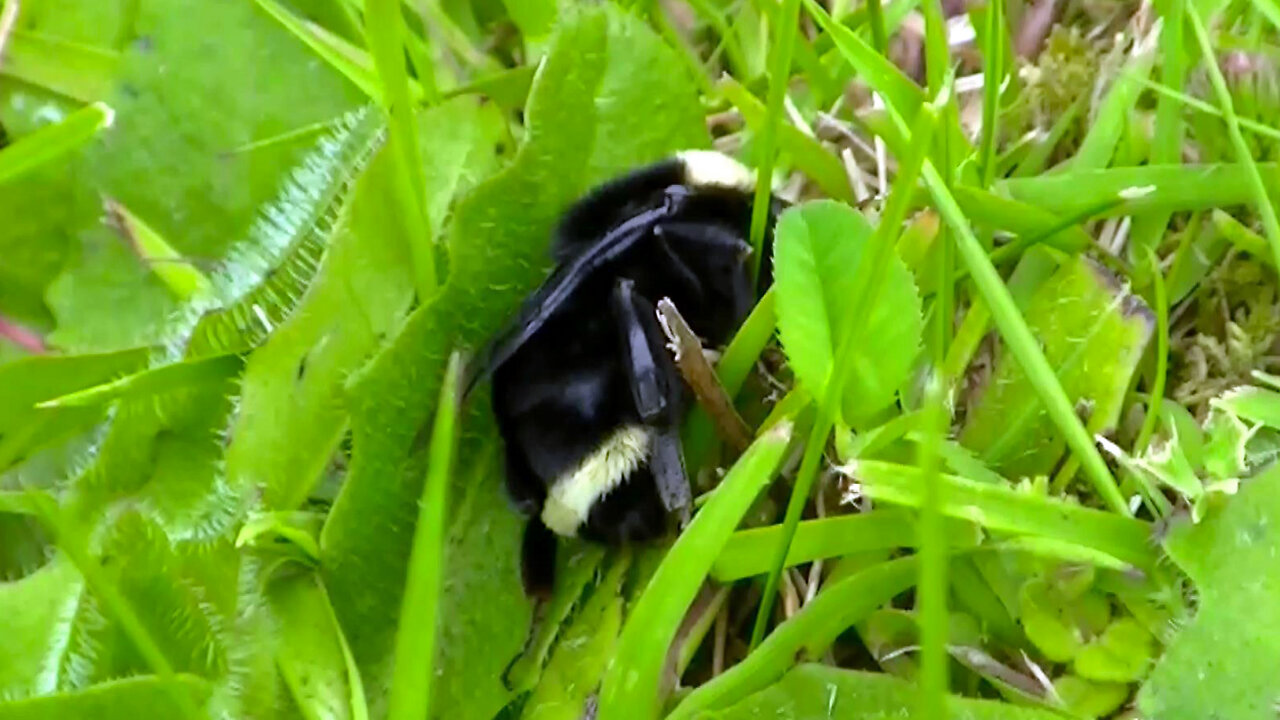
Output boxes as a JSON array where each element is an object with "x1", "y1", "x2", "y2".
[
  {"x1": 656, "y1": 298, "x2": 754, "y2": 454},
  {"x1": 0, "y1": 0, "x2": 20, "y2": 70}
]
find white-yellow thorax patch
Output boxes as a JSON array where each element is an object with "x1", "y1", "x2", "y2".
[
  {"x1": 541, "y1": 425, "x2": 652, "y2": 536},
  {"x1": 677, "y1": 150, "x2": 755, "y2": 192}
]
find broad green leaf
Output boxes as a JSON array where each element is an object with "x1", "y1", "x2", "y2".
[
  {"x1": 44, "y1": 226, "x2": 179, "y2": 353},
  {"x1": 1073, "y1": 618, "x2": 1154, "y2": 682},
  {"x1": 223, "y1": 109, "x2": 416, "y2": 511},
  {"x1": 176, "y1": 106, "x2": 384, "y2": 360},
  {"x1": 773, "y1": 204, "x2": 846, "y2": 399},
  {"x1": 31, "y1": 362, "x2": 252, "y2": 705},
  {"x1": 773, "y1": 200, "x2": 923, "y2": 426},
  {"x1": 700, "y1": 664, "x2": 1065, "y2": 719},
  {"x1": 0, "y1": 136, "x2": 82, "y2": 330},
  {"x1": 1054, "y1": 675, "x2": 1129, "y2": 719},
  {"x1": 11, "y1": 0, "x2": 131, "y2": 46},
  {"x1": 599, "y1": 424, "x2": 792, "y2": 719},
  {"x1": 40, "y1": 0, "x2": 368, "y2": 353},
  {"x1": 51, "y1": 0, "x2": 364, "y2": 270},
  {"x1": 1202, "y1": 408, "x2": 1251, "y2": 480},
  {"x1": 0, "y1": 675, "x2": 210, "y2": 719},
  {"x1": 502, "y1": 0, "x2": 558, "y2": 43},
  {"x1": 249, "y1": 0, "x2": 382, "y2": 99},
  {"x1": 1212, "y1": 385, "x2": 1280, "y2": 430},
  {"x1": 520, "y1": 556, "x2": 628, "y2": 720},
  {"x1": 1139, "y1": 465, "x2": 1280, "y2": 720},
  {"x1": 0, "y1": 33, "x2": 119, "y2": 102},
  {"x1": 0, "y1": 349, "x2": 146, "y2": 469},
  {"x1": 54, "y1": 488, "x2": 241, "y2": 689},
  {"x1": 271, "y1": 574, "x2": 357, "y2": 720},
  {"x1": 0, "y1": 557, "x2": 83, "y2": 698},
  {"x1": 1018, "y1": 578, "x2": 1084, "y2": 662},
  {"x1": 960, "y1": 257, "x2": 1154, "y2": 479},
  {"x1": 319, "y1": 7, "x2": 708, "y2": 718}
]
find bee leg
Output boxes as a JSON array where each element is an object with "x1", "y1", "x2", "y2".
[
  {"x1": 610, "y1": 278, "x2": 691, "y2": 517},
  {"x1": 649, "y1": 427, "x2": 691, "y2": 523},
  {"x1": 520, "y1": 518, "x2": 557, "y2": 600},
  {"x1": 500, "y1": 433, "x2": 546, "y2": 517},
  {"x1": 610, "y1": 277, "x2": 677, "y2": 423},
  {"x1": 495, "y1": 424, "x2": 557, "y2": 597}
]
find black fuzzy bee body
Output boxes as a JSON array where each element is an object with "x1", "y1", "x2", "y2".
[{"x1": 479, "y1": 151, "x2": 779, "y2": 595}]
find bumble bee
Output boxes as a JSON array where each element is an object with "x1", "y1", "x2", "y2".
[{"x1": 474, "y1": 150, "x2": 782, "y2": 596}]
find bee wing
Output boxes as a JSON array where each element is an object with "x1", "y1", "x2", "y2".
[{"x1": 463, "y1": 202, "x2": 676, "y2": 396}]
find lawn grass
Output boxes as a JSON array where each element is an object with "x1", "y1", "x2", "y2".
[{"x1": 2, "y1": 0, "x2": 1280, "y2": 719}]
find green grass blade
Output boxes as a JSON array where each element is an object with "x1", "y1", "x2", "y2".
[
  {"x1": 104, "y1": 200, "x2": 214, "y2": 301},
  {"x1": 387, "y1": 351, "x2": 463, "y2": 720},
  {"x1": 364, "y1": 0, "x2": 436, "y2": 296},
  {"x1": 250, "y1": 0, "x2": 385, "y2": 99},
  {"x1": 1072, "y1": 33, "x2": 1157, "y2": 170},
  {"x1": 684, "y1": 0, "x2": 749, "y2": 76},
  {"x1": 1212, "y1": 208, "x2": 1275, "y2": 265},
  {"x1": 1133, "y1": 249, "x2": 1169, "y2": 453},
  {"x1": 751, "y1": 101, "x2": 940, "y2": 649},
  {"x1": 1186, "y1": 9, "x2": 1280, "y2": 272},
  {"x1": 925, "y1": 161, "x2": 1129, "y2": 514},
  {"x1": 1128, "y1": 0, "x2": 1187, "y2": 273},
  {"x1": 597, "y1": 422, "x2": 793, "y2": 719},
  {"x1": 865, "y1": 0, "x2": 888, "y2": 52},
  {"x1": 801, "y1": 0, "x2": 922, "y2": 154},
  {"x1": 1136, "y1": 74, "x2": 1280, "y2": 144},
  {"x1": 719, "y1": 76, "x2": 854, "y2": 202},
  {"x1": 37, "y1": 354, "x2": 244, "y2": 409},
  {"x1": 25, "y1": 495, "x2": 201, "y2": 718},
  {"x1": 651, "y1": 3, "x2": 717, "y2": 96},
  {"x1": 683, "y1": 287, "x2": 778, "y2": 471},
  {"x1": 853, "y1": 460, "x2": 1154, "y2": 568},
  {"x1": 916, "y1": 373, "x2": 949, "y2": 716},
  {"x1": 0, "y1": 101, "x2": 113, "y2": 184},
  {"x1": 977, "y1": 0, "x2": 1004, "y2": 185},
  {"x1": 712, "y1": 509, "x2": 979, "y2": 581},
  {"x1": 669, "y1": 558, "x2": 919, "y2": 719},
  {"x1": 321, "y1": 582, "x2": 371, "y2": 720},
  {"x1": 952, "y1": 185, "x2": 1095, "y2": 254},
  {"x1": 1012, "y1": 94, "x2": 1086, "y2": 177},
  {"x1": 748, "y1": 0, "x2": 803, "y2": 283},
  {"x1": 1251, "y1": 0, "x2": 1280, "y2": 36}
]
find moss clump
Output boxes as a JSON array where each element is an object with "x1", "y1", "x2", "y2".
[
  {"x1": 1003, "y1": 26, "x2": 1101, "y2": 152},
  {"x1": 1171, "y1": 255, "x2": 1280, "y2": 414}
]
